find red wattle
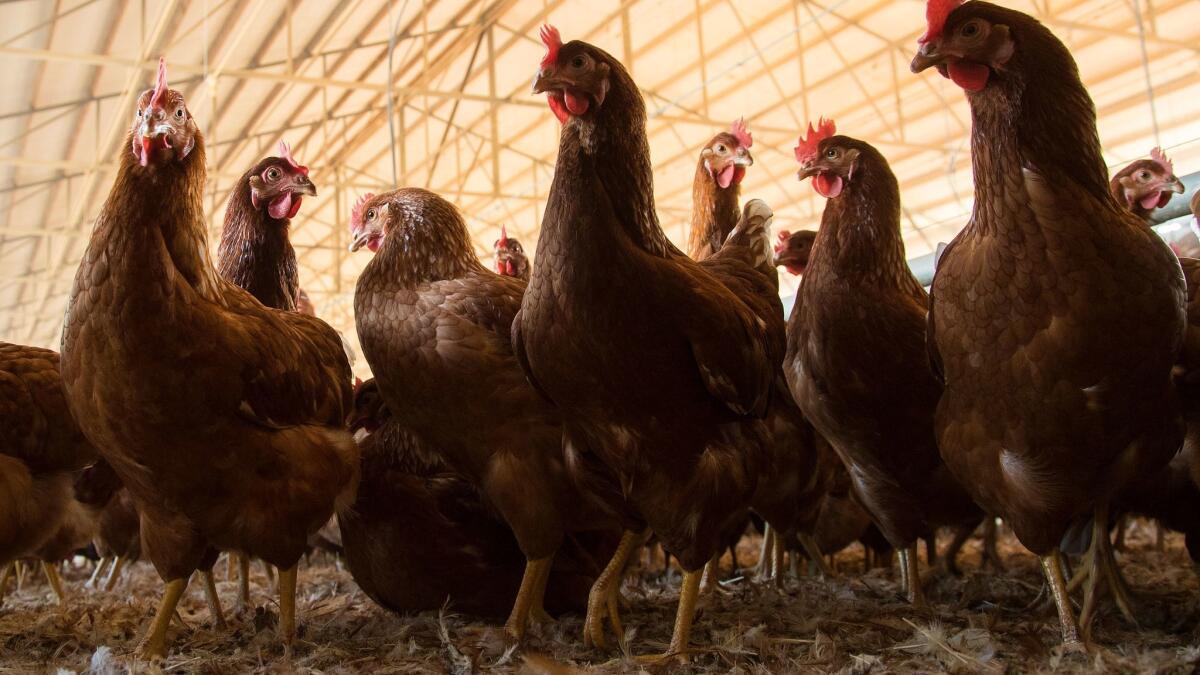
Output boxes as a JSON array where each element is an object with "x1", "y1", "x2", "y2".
[
  {"x1": 564, "y1": 91, "x2": 589, "y2": 116},
  {"x1": 505, "y1": 260, "x2": 515, "y2": 276},
  {"x1": 547, "y1": 94, "x2": 569, "y2": 124},
  {"x1": 813, "y1": 173, "x2": 844, "y2": 199},
  {"x1": 948, "y1": 61, "x2": 990, "y2": 92},
  {"x1": 716, "y1": 165, "x2": 735, "y2": 189},
  {"x1": 732, "y1": 166, "x2": 747, "y2": 186}
]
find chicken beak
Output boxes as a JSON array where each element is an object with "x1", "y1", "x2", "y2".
[
  {"x1": 797, "y1": 162, "x2": 821, "y2": 181},
  {"x1": 293, "y1": 176, "x2": 318, "y2": 198},
  {"x1": 1167, "y1": 177, "x2": 1187, "y2": 195},
  {"x1": 910, "y1": 41, "x2": 944, "y2": 74},
  {"x1": 349, "y1": 229, "x2": 371, "y2": 252},
  {"x1": 733, "y1": 150, "x2": 754, "y2": 167}
]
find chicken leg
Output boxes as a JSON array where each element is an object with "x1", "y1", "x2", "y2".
[
  {"x1": 635, "y1": 568, "x2": 703, "y2": 664},
  {"x1": 503, "y1": 556, "x2": 554, "y2": 641},
  {"x1": 103, "y1": 555, "x2": 127, "y2": 591},
  {"x1": 88, "y1": 557, "x2": 110, "y2": 589},
  {"x1": 1040, "y1": 551, "x2": 1081, "y2": 646},
  {"x1": 982, "y1": 518, "x2": 1005, "y2": 571},
  {"x1": 41, "y1": 562, "x2": 67, "y2": 606},
  {"x1": 236, "y1": 553, "x2": 251, "y2": 612},
  {"x1": 584, "y1": 529, "x2": 642, "y2": 649},
  {"x1": 898, "y1": 546, "x2": 926, "y2": 607},
  {"x1": 0, "y1": 563, "x2": 13, "y2": 603},
  {"x1": 278, "y1": 565, "x2": 297, "y2": 648},
  {"x1": 755, "y1": 524, "x2": 775, "y2": 582},
  {"x1": 799, "y1": 533, "x2": 833, "y2": 578},
  {"x1": 200, "y1": 568, "x2": 227, "y2": 630},
  {"x1": 1079, "y1": 502, "x2": 1137, "y2": 636},
  {"x1": 137, "y1": 577, "x2": 189, "y2": 660}
]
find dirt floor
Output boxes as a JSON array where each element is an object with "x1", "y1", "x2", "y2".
[{"x1": 1, "y1": 521, "x2": 1199, "y2": 674}]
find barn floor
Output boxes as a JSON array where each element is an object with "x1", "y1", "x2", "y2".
[{"x1": 2, "y1": 522, "x2": 1199, "y2": 674}]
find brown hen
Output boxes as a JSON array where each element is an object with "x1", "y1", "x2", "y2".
[
  {"x1": 912, "y1": 0, "x2": 1185, "y2": 643},
  {"x1": 515, "y1": 26, "x2": 784, "y2": 661},
  {"x1": 786, "y1": 126, "x2": 981, "y2": 605},
  {"x1": 59, "y1": 60, "x2": 357, "y2": 659},
  {"x1": 350, "y1": 187, "x2": 619, "y2": 641}
]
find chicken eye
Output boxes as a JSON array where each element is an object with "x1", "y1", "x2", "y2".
[
  {"x1": 367, "y1": 209, "x2": 377, "y2": 221},
  {"x1": 960, "y1": 20, "x2": 981, "y2": 38},
  {"x1": 825, "y1": 148, "x2": 839, "y2": 159},
  {"x1": 715, "y1": 144, "x2": 727, "y2": 153},
  {"x1": 571, "y1": 55, "x2": 586, "y2": 68},
  {"x1": 137, "y1": 110, "x2": 143, "y2": 118},
  {"x1": 175, "y1": 108, "x2": 184, "y2": 118},
  {"x1": 1138, "y1": 171, "x2": 1151, "y2": 181},
  {"x1": 266, "y1": 168, "x2": 281, "y2": 180}
]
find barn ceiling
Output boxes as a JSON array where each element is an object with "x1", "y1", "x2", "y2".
[{"x1": 1, "y1": 0, "x2": 1198, "y2": 375}]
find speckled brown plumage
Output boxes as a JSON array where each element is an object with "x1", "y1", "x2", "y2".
[
  {"x1": 58, "y1": 83, "x2": 357, "y2": 592},
  {"x1": 787, "y1": 136, "x2": 980, "y2": 554},
  {"x1": 920, "y1": 2, "x2": 1185, "y2": 556},
  {"x1": 0, "y1": 342, "x2": 97, "y2": 567}
]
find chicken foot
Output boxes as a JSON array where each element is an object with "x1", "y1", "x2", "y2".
[
  {"x1": 584, "y1": 529, "x2": 642, "y2": 649},
  {"x1": 635, "y1": 568, "x2": 703, "y2": 664},
  {"x1": 503, "y1": 556, "x2": 554, "y2": 641},
  {"x1": 137, "y1": 576, "x2": 189, "y2": 660},
  {"x1": 41, "y1": 562, "x2": 67, "y2": 606},
  {"x1": 200, "y1": 568, "x2": 228, "y2": 630}
]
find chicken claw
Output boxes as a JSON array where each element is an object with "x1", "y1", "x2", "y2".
[
  {"x1": 137, "y1": 576, "x2": 189, "y2": 660},
  {"x1": 584, "y1": 529, "x2": 641, "y2": 649},
  {"x1": 503, "y1": 556, "x2": 554, "y2": 641}
]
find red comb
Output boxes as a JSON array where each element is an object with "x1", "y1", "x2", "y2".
[
  {"x1": 774, "y1": 230, "x2": 792, "y2": 254},
  {"x1": 794, "y1": 118, "x2": 836, "y2": 164},
  {"x1": 539, "y1": 24, "x2": 562, "y2": 70},
  {"x1": 278, "y1": 140, "x2": 309, "y2": 176},
  {"x1": 351, "y1": 193, "x2": 375, "y2": 229},
  {"x1": 730, "y1": 118, "x2": 753, "y2": 148},
  {"x1": 150, "y1": 57, "x2": 168, "y2": 110},
  {"x1": 498, "y1": 225, "x2": 510, "y2": 248},
  {"x1": 1150, "y1": 146, "x2": 1174, "y2": 174},
  {"x1": 920, "y1": 0, "x2": 963, "y2": 44}
]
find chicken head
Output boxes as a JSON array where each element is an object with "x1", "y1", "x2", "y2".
[
  {"x1": 130, "y1": 58, "x2": 198, "y2": 168},
  {"x1": 532, "y1": 24, "x2": 612, "y2": 125},
  {"x1": 909, "y1": 0, "x2": 1016, "y2": 93},
  {"x1": 246, "y1": 142, "x2": 317, "y2": 221}
]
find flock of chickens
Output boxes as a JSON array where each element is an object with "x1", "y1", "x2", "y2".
[{"x1": 3, "y1": 0, "x2": 1200, "y2": 665}]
